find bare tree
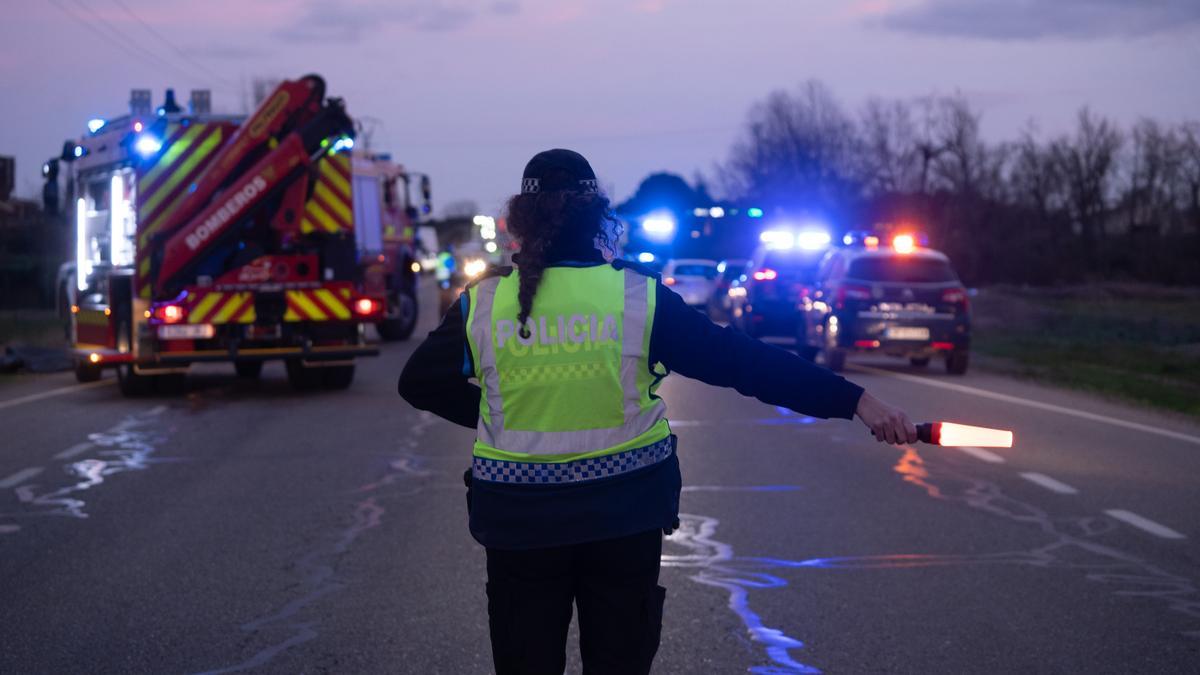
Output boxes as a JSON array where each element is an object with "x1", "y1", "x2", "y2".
[
  {"x1": 724, "y1": 80, "x2": 861, "y2": 215},
  {"x1": 857, "y1": 98, "x2": 922, "y2": 195},
  {"x1": 1051, "y1": 108, "x2": 1123, "y2": 257},
  {"x1": 1125, "y1": 119, "x2": 1181, "y2": 234}
]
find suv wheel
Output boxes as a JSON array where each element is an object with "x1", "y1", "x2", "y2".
[{"x1": 945, "y1": 349, "x2": 969, "y2": 375}]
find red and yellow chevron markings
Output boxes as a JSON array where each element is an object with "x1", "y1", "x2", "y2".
[
  {"x1": 186, "y1": 291, "x2": 256, "y2": 324},
  {"x1": 284, "y1": 286, "x2": 353, "y2": 321},
  {"x1": 135, "y1": 122, "x2": 231, "y2": 297},
  {"x1": 300, "y1": 153, "x2": 353, "y2": 234}
]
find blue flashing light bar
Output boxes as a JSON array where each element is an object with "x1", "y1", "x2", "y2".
[
  {"x1": 747, "y1": 207, "x2": 764, "y2": 218},
  {"x1": 87, "y1": 118, "x2": 106, "y2": 134},
  {"x1": 134, "y1": 134, "x2": 162, "y2": 157}
]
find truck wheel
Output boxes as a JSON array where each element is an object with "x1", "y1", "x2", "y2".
[
  {"x1": 909, "y1": 356, "x2": 931, "y2": 368},
  {"x1": 115, "y1": 319, "x2": 153, "y2": 397},
  {"x1": 945, "y1": 349, "x2": 969, "y2": 375},
  {"x1": 117, "y1": 364, "x2": 154, "y2": 397},
  {"x1": 285, "y1": 359, "x2": 322, "y2": 390},
  {"x1": 74, "y1": 359, "x2": 102, "y2": 383},
  {"x1": 322, "y1": 364, "x2": 355, "y2": 390},
  {"x1": 234, "y1": 360, "x2": 264, "y2": 378},
  {"x1": 378, "y1": 287, "x2": 418, "y2": 342},
  {"x1": 823, "y1": 347, "x2": 846, "y2": 372}
]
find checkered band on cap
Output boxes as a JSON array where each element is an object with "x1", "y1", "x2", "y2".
[
  {"x1": 521, "y1": 177, "x2": 598, "y2": 194},
  {"x1": 472, "y1": 436, "x2": 675, "y2": 484}
]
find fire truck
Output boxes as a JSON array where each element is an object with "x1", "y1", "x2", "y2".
[{"x1": 52, "y1": 75, "x2": 423, "y2": 395}]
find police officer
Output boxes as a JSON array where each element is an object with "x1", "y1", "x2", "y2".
[{"x1": 399, "y1": 149, "x2": 917, "y2": 675}]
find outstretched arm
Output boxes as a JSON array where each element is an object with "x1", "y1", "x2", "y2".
[{"x1": 652, "y1": 284, "x2": 916, "y2": 443}]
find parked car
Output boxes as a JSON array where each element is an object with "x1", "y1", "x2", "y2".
[
  {"x1": 800, "y1": 241, "x2": 971, "y2": 373},
  {"x1": 729, "y1": 246, "x2": 826, "y2": 357},
  {"x1": 707, "y1": 258, "x2": 750, "y2": 321},
  {"x1": 662, "y1": 259, "x2": 719, "y2": 307}
]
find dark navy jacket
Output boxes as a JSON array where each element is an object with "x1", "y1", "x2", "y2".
[{"x1": 399, "y1": 258, "x2": 864, "y2": 549}]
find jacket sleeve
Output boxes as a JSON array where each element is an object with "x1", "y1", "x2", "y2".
[
  {"x1": 650, "y1": 283, "x2": 864, "y2": 420},
  {"x1": 398, "y1": 294, "x2": 481, "y2": 429}
]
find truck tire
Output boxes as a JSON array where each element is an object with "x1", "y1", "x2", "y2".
[
  {"x1": 234, "y1": 360, "x2": 264, "y2": 378},
  {"x1": 115, "y1": 320, "x2": 153, "y2": 397},
  {"x1": 378, "y1": 287, "x2": 418, "y2": 342},
  {"x1": 322, "y1": 364, "x2": 355, "y2": 390},
  {"x1": 945, "y1": 349, "x2": 969, "y2": 375},
  {"x1": 117, "y1": 364, "x2": 154, "y2": 397},
  {"x1": 285, "y1": 359, "x2": 322, "y2": 390},
  {"x1": 74, "y1": 359, "x2": 102, "y2": 383}
]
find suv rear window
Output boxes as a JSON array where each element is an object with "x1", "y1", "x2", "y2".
[
  {"x1": 673, "y1": 264, "x2": 717, "y2": 278},
  {"x1": 762, "y1": 252, "x2": 821, "y2": 283},
  {"x1": 847, "y1": 256, "x2": 958, "y2": 283}
]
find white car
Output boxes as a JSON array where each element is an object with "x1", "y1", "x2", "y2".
[{"x1": 662, "y1": 258, "x2": 719, "y2": 307}]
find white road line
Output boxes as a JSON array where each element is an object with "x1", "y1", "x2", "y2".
[
  {"x1": 1019, "y1": 472, "x2": 1079, "y2": 495},
  {"x1": 958, "y1": 446, "x2": 1006, "y2": 463},
  {"x1": 848, "y1": 364, "x2": 1200, "y2": 447},
  {"x1": 0, "y1": 466, "x2": 44, "y2": 489},
  {"x1": 1105, "y1": 509, "x2": 1186, "y2": 540},
  {"x1": 54, "y1": 442, "x2": 96, "y2": 460},
  {"x1": 0, "y1": 379, "x2": 112, "y2": 412}
]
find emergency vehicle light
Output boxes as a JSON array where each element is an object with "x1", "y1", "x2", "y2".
[
  {"x1": 760, "y1": 230, "x2": 794, "y2": 249},
  {"x1": 642, "y1": 214, "x2": 676, "y2": 240},
  {"x1": 753, "y1": 269, "x2": 777, "y2": 281},
  {"x1": 134, "y1": 134, "x2": 162, "y2": 157},
  {"x1": 637, "y1": 252, "x2": 655, "y2": 263},
  {"x1": 153, "y1": 303, "x2": 186, "y2": 324},
  {"x1": 796, "y1": 230, "x2": 832, "y2": 251},
  {"x1": 353, "y1": 298, "x2": 381, "y2": 316},
  {"x1": 87, "y1": 118, "x2": 106, "y2": 134},
  {"x1": 747, "y1": 208, "x2": 764, "y2": 218},
  {"x1": 892, "y1": 234, "x2": 915, "y2": 254}
]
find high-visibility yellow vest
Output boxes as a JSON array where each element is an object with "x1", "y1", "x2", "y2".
[{"x1": 465, "y1": 265, "x2": 672, "y2": 483}]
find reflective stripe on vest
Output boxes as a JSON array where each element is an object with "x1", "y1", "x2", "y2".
[{"x1": 467, "y1": 266, "x2": 669, "y2": 461}]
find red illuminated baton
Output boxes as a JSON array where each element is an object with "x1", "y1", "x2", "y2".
[{"x1": 916, "y1": 422, "x2": 1013, "y2": 448}]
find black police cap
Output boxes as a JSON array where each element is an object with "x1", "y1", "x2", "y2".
[{"x1": 521, "y1": 148, "x2": 598, "y2": 194}]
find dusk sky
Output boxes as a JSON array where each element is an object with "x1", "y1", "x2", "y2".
[{"x1": 3, "y1": 0, "x2": 1198, "y2": 214}]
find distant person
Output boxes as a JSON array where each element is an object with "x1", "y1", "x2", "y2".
[{"x1": 399, "y1": 149, "x2": 916, "y2": 674}]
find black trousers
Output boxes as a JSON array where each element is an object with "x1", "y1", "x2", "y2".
[{"x1": 485, "y1": 529, "x2": 666, "y2": 675}]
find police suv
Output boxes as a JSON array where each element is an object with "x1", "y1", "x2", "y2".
[{"x1": 800, "y1": 235, "x2": 971, "y2": 374}]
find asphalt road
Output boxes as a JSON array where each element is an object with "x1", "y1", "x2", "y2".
[{"x1": 2, "y1": 284, "x2": 1199, "y2": 674}]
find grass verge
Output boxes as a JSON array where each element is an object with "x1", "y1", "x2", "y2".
[{"x1": 971, "y1": 284, "x2": 1200, "y2": 419}]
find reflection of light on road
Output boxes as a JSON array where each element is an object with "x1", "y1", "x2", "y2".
[
  {"x1": 663, "y1": 514, "x2": 821, "y2": 674},
  {"x1": 892, "y1": 445, "x2": 1200, "y2": 637},
  {"x1": 2, "y1": 406, "x2": 169, "y2": 524}
]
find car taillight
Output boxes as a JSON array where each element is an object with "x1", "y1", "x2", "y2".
[
  {"x1": 835, "y1": 284, "x2": 870, "y2": 307},
  {"x1": 942, "y1": 287, "x2": 969, "y2": 310},
  {"x1": 153, "y1": 303, "x2": 186, "y2": 324},
  {"x1": 664, "y1": 277, "x2": 676, "y2": 286},
  {"x1": 753, "y1": 268, "x2": 777, "y2": 281},
  {"x1": 353, "y1": 297, "x2": 381, "y2": 316}
]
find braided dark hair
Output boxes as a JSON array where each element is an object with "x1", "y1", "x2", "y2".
[{"x1": 505, "y1": 187, "x2": 621, "y2": 339}]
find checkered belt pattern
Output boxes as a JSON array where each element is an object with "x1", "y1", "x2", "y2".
[{"x1": 472, "y1": 436, "x2": 675, "y2": 485}]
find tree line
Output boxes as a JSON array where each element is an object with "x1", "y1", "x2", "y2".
[{"x1": 719, "y1": 81, "x2": 1200, "y2": 285}]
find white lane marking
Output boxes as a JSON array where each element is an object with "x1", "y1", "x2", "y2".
[
  {"x1": 1019, "y1": 472, "x2": 1079, "y2": 495},
  {"x1": 848, "y1": 364, "x2": 1200, "y2": 447},
  {"x1": 53, "y1": 442, "x2": 95, "y2": 460},
  {"x1": 0, "y1": 466, "x2": 44, "y2": 489},
  {"x1": 1105, "y1": 509, "x2": 1186, "y2": 540},
  {"x1": 0, "y1": 379, "x2": 112, "y2": 412},
  {"x1": 958, "y1": 446, "x2": 1005, "y2": 463}
]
